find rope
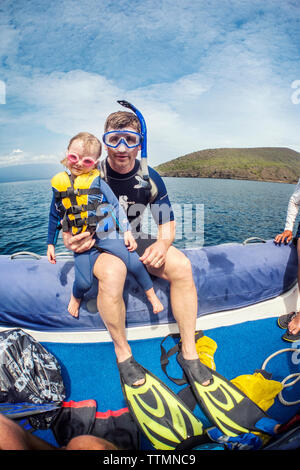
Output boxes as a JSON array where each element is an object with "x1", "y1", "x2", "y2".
[{"x1": 261, "y1": 348, "x2": 300, "y2": 406}]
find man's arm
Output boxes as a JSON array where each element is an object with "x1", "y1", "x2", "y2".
[
  {"x1": 157, "y1": 219, "x2": 176, "y2": 248},
  {"x1": 62, "y1": 230, "x2": 96, "y2": 253},
  {"x1": 139, "y1": 168, "x2": 176, "y2": 267},
  {"x1": 139, "y1": 220, "x2": 176, "y2": 267}
]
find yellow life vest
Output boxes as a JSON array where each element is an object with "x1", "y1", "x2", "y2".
[{"x1": 51, "y1": 169, "x2": 108, "y2": 235}]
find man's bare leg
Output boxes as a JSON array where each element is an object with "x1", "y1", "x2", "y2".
[
  {"x1": 0, "y1": 414, "x2": 57, "y2": 450},
  {"x1": 147, "y1": 247, "x2": 210, "y2": 386},
  {"x1": 148, "y1": 246, "x2": 199, "y2": 359},
  {"x1": 93, "y1": 253, "x2": 145, "y2": 386},
  {"x1": 0, "y1": 414, "x2": 118, "y2": 450},
  {"x1": 93, "y1": 253, "x2": 130, "y2": 361},
  {"x1": 65, "y1": 435, "x2": 118, "y2": 450}
]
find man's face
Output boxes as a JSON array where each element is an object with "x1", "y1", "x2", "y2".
[{"x1": 104, "y1": 126, "x2": 140, "y2": 173}]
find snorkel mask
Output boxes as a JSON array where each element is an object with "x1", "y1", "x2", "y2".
[{"x1": 117, "y1": 100, "x2": 151, "y2": 189}]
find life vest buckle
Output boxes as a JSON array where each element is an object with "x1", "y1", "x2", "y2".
[
  {"x1": 70, "y1": 204, "x2": 83, "y2": 214},
  {"x1": 66, "y1": 187, "x2": 79, "y2": 197},
  {"x1": 72, "y1": 217, "x2": 86, "y2": 228}
]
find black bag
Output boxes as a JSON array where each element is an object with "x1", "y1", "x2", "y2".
[{"x1": 0, "y1": 328, "x2": 65, "y2": 428}]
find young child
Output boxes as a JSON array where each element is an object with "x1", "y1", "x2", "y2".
[{"x1": 47, "y1": 132, "x2": 163, "y2": 317}]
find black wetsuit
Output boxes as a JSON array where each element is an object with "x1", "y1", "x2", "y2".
[{"x1": 103, "y1": 159, "x2": 174, "y2": 255}]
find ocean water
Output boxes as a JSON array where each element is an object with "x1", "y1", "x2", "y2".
[{"x1": 0, "y1": 177, "x2": 296, "y2": 255}]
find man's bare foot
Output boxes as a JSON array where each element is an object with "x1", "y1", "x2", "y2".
[
  {"x1": 288, "y1": 311, "x2": 300, "y2": 335},
  {"x1": 145, "y1": 288, "x2": 164, "y2": 314},
  {"x1": 68, "y1": 294, "x2": 81, "y2": 318},
  {"x1": 133, "y1": 377, "x2": 146, "y2": 386}
]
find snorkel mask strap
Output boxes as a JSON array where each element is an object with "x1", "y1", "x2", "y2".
[{"x1": 117, "y1": 100, "x2": 150, "y2": 186}]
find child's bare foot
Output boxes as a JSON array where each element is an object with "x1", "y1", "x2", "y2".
[
  {"x1": 68, "y1": 294, "x2": 81, "y2": 318},
  {"x1": 145, "y1": 288, "x2": 164, "y2": 314}
]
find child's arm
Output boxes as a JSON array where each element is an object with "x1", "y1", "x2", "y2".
[
  {"x1": 99, "y1": 179, "x2": 131, "y2": 233},
  {"x1": 124, "y1": 230, "x2": 137, "y2": 252},
  {"x1": 47, "y1": 191, "x2": 62, "y2": 260},
  {"x1": 99, "y1": 179, "x2": 137, "y2": 251},
  {"x1": 47, "y1": 244, "x2": 56, "y2": 264}
]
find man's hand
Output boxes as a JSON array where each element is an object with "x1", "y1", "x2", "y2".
[
  {"x1": 139, "y1": 240, "x2": 168, "y2": 268},
  {"x1": 124, "y1": 231, "x2": 137, "y2": 252},
  {"x1": 62, "y1": 231, "x2": 96, "y2": 253},
  {"x1": 274, "y1": 230, "x2": 293, "y2": 245}
]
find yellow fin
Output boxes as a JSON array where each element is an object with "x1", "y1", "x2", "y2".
[{"x1": 123, "y1": 370, "x2": 203, "y2": 450}]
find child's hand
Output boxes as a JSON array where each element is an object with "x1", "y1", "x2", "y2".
[
  {"x1": 124, "y1": 231, "x2": 137, "y2": 252},
  {"x1": 47, "y1": 244, "x2": 56, "y2": 264}
]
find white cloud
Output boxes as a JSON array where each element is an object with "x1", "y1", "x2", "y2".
[
  {"x1": 11, "y1": 70, "x2": 120, "y2": 134},
  {"x1": 0, "y1": 149, "x2": 60, "y2": 167},
  {"x1": 5, "y1": 63, "x2": 299, "y2": 168},
  {"x1": 0, "y1": 0, "x2": 299, "y2": 167}
]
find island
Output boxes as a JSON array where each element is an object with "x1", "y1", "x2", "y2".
[{"x1": 155, "y1": 147, "x2": 300, "y2": 184}]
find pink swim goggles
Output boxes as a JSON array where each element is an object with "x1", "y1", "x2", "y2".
[{"x1": 67, "y1": 153, "x2": 98, "y2": 168}]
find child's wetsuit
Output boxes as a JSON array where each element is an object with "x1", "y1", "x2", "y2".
[{"x1": 47, "y1": 169, "x2": 153, "y2": 298}]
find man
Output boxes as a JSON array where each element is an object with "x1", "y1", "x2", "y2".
[{"x1": 63, "y1": 109, "x2": 207, "y2": 385}]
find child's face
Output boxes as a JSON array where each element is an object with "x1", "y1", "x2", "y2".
[{"x1": 67, "y1": 139, "x2": 100, "y2": 177}]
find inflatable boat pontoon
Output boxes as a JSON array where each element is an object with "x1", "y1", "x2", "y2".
[{"x1": 0, "y1": 239, "x2": 298, "y2": 343}]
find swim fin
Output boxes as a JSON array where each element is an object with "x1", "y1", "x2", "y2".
[
  {"x1": 118, "y1": 356, "x2": 204, "y2": 450},
  {"x1": 160, "y1": 334, "x2": 273, "y2": 438},
  {"x1": 0, "y1": 402, "x2": 61, "y2": 419},
  {"x1": 176, "y1": 352, "x2": 270, "y2": 437}
]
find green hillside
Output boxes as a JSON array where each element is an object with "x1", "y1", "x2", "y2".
[{"x1": 154, "y1": 147, "x2": 300, "y2": 183}]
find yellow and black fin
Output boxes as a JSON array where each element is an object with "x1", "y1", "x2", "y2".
[
  {"x1": 118, "y1": 357, "x2": 204, "y2": 450},
  {"x1": 177, "y1": 352, "x2": 269, "y2": 437}
]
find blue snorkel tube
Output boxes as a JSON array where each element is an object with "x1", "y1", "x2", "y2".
[{"x1": 117, "y1": 100, "x2": 151, "y2": 189}]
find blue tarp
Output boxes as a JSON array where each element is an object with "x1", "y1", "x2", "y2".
[{"x1": 0, "y1": 241, "x2": 297, "y2": 332}]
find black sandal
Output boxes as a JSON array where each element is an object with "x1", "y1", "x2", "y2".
[
  {"x1": 282, "y1": 329, "x2": 300, "y2": 343},
  {"x1": 277, "y1": 312, "x2": 297, "y2": 330}
]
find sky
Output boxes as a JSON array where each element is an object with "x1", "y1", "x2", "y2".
[{"x1": 0, "y1": 0, "x2": 299, "y2": 169}]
